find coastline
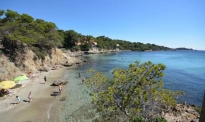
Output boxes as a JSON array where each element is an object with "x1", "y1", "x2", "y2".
[
  {"x1": 0, "y1": 66, "x2": 69, "y2": 122},
  {"x1": 0, "y1": 51, "x2": 202, "y2": 122}
]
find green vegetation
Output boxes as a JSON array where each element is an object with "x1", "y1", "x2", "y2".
[
  {"x1": 174, "y1": 47, "x2": 193, "y2": 50},
  {"x1": 0, "y1": 9, "x2": 63, "y2": 59},
  {"x1": 61, "y1": 31, "x2": 171, "y2": 51},
  {"x1": 0, "y1": 9, "x2": 171, "y2": 59},
  {"x1": 0, "y1": 9, "x2": 63, "y2": 47},
  {"x1": 194, "y1": 106, "x2": 201, "y2": 114},
  {"x1": 86, "y1": 61, "x2": 183, "y2": 121}
]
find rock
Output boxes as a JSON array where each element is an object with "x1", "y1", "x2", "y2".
[
  {"x1": 51, "y1": 80, "x2": 68, "y2": 86},
  {"x1": 163, "y1": 104, "x2": 199, "y2": 122},
  {"x1": 75, "y1": 59, "x2": 82, "y2": 64},
  {"x1": 60, "y1": 96, "x2": 67, "y2": 101},
  {"x1": 62, "y1": 61, "x2": 73, "y2": 66},
  {"x1": 191, "y1": 104, "x2": 196, "y2": 107},
  {"x1": 39, "y1": 67, "x2": 49, "y2": 72},
  {"x1": 0, "y1": 37, "x2": 80, "y2": 80}
]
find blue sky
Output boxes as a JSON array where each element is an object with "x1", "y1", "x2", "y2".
[{"x1": 1, "y1": 0, "x2": 205, "y2": 50}]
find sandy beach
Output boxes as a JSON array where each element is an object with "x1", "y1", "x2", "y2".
[{"x1": 0, "y1": 66, "x2": 70, "y2": 122}]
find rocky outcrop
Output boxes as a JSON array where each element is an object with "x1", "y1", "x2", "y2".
[
  {"x1": 163, "y1": 104, "x2": 199, "y2": 122},
  {"x1": 0, "y1": 55, "x2": 22, "y2": 81},
  {"x1": 0, "y1": 39, "x2": 82, "y2": 81}
]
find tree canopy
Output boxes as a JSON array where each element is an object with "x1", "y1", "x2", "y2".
[
  {"x1": 61, "y1": 32, "x2": 171, "y2": 51},
  {"x1": 0, "y1": 9, "x2": 172, "y2": 56},
  {"x1": 0, "y1": 9, "x2": 63, "y2": 59},
  {"x1": 0, "y1": 9, "x2": 63, "y2": 47},
  {"x1": 85, "y1": 61, "x2": 183, "y2": 121}
]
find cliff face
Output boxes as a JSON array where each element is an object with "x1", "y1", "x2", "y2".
[
  {"x1": 0, "y1": 55, "x2": 22, "y2": 81},
  {"x1": 0, "y1": 39, "x2": 81, "y2": 81}
]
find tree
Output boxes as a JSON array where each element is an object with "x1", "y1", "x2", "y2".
[
  {"x1": 85, "y1": 61, "x2": 183, "y2": 121},
  {"x1": 5, "y1": 9, "x2": 20, "y2": 22},
  {"x1": 17, "y1": 13, "x2": 34, "y2": 23},
  {"x1": 0, "y1": 10, "x2": 4, "y2": 17},
  {"x1": 63, "y1": 30, "x2": 80, "y2": 49}
]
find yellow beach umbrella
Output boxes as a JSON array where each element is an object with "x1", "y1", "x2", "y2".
[{"x1": 0, "y1": 81, "x2": 16, "y2": 89}]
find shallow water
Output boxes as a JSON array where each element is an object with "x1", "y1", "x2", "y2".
[
  {"x1": 49, "y1": 50, "x2": 205, "y2": 121},
  {"x1": 48, "y1": 68, "x2": 94, "y2": 122}
]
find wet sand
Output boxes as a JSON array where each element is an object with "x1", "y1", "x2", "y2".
[{"x1": 0, "y1": 66, "x2": 69, "y2": 122}]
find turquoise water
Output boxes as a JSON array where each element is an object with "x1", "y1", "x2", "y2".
[{"x1": 78, "y1": 51, "x2": 205, "y2": 106}]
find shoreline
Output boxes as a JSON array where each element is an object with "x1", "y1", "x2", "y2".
[
  {"x1": 0, "y1": 66, "x2": 70, "y2": 122},
  {"x1": 0, "y1": 52, "x2": 201, "y2": 122}
]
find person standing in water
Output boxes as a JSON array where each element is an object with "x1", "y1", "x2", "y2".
[
  {"x1": 79, "y1": 72, "x2": 81, "y2": 77},
  {"x1": 82, "y1": 77, "x2": 85, "y2": 83},
  {"x1": 28, "y1": 92, "x2": 32, "y2": 103}
]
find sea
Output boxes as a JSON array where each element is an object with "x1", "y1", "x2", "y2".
[
  {"x1": 48, "y1": 50, "x2": 205, "y2": 121},
  {"x1": 79, "y1": 50, "x2": 205, "y2": 106}
]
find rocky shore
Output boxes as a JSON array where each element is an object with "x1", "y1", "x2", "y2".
[
  {"x1": 0, "y1": 39, "x2": 201, "y2": 122},
  {"x1": 0, "y1": 39, "x2": 82, "y2": 81}
]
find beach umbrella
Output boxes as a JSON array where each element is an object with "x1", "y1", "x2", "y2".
[
  {"x1": 0, "y1": 81, "x2": 16, "y2": 89},
  {"x1": 14, "y1": 75, "x2": 29, "y2": 83}
]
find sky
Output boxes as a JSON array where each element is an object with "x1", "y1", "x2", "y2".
[{"x1": 1, "y1": 0, "x2": 205, "y2": 50}]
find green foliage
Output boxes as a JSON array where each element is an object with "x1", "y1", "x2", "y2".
[
  {"x1": 0, "y1": 9, "x2": 63, "y2": 48},
  {"x1": 35, "y1": 51, "x2": 46, "y2": 60},
  {"x1": 5, "y1": 9, "x2": 20, "y2": 22},
  {"x1": 154, "y1": 117, "x2": 167, "y2": 122},
  {"x1": 17, "y1": 14, "x2": 34, "y2": 23},
  {"x1": 0, "y1": 10, "x2": 4, "y2": 17},
  {"x1": 61, "y1": 31, "x2": 170, "y2": 51},
  {"x1": 0, "y1": 9, "x2": 63, "y2": 60},
  {"x1": 0, "y1": 49, "x2": 3, "y2": 55},
  {"x1": 72, "y1": 46, "x2": 81, "y2": 51},
  {"x1": 194, "y1": 106, "x2": 201, "y2": 114},
  {"x1": 0, "y1": 9, "x2": 171, "y2": 56},
  {"x1": 63, "y1": 30, "x2": 81, "y2": 48},
  {"x1": 132, "y1": 116, "x2": 145, "y2": 122},
  {"x1": 86, "y1": 61, "x2": 183, "y2": 120},
  {"x1": 80, "y1": 43, "x2": 92, "y2": 51}
]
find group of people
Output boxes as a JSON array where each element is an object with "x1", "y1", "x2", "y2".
[
  {"x1": 14, "y1": 72, "x2": 85, "y2": 105},
  {"x1": 79, "y1": 72, "x2": 86, "y2": 83},
  {"x1": 15, "y1": 91, "x2": 32, "y2": 105},
  {"x1": 0, "y1": 89, "x2": 10, "y2": 97},
  {"x1": 14, "y1": 74, "x2": 45, "y2": 105}
]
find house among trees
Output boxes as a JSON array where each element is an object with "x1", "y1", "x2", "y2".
[
  {"x1": 75, "y1": 42, "x2": 81, "y2": 46},
  {"x1": 116, "y1": 44, "x2": 120, "y2": 51},
  {"x1": 92, "y1": 41, "x2": 98, "y2": 51}
]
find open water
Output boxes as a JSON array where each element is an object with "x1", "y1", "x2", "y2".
[
  {"x1": 49, "y1": 50, "x2": 205, "y2": 121},
  {"x1": 79, "y1": 50, "x2": 205, "y2": 106}
]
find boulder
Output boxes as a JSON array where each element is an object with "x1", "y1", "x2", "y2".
[
  {"x1": 39, "y1": 67, "x2": 49, "y2": 72},
  {"x1": 51, "y1": 80, "x2": 68, "y2": 86}
]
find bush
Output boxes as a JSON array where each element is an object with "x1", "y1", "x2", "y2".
[
  {"x1": 194, "y1": 106, "x2": 201, "y2": 114},
  {"x1": 132, "y1": 116, "x2": 144, "y2": 122},
  {"x1": 154, "y1": 117, "x2": 167, "y2": 122},
  {"x1": 35, "y1": 51, "x2": 45, "y2": 60},
  {"x1": 0, "y1": 49, "x2": 3, "y2": 55}
]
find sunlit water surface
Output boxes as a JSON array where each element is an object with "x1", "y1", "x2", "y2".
[{"x1": 49, "y1": 50, "x2": 205, "y2": 121}]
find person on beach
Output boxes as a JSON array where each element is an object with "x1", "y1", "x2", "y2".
[
  {"x1": 44, "y1": 76, "x2": 47, "y2": 83},
  {"x1": 79, "y1": 72, "x2": 81, "y2": 77},
  {"x1": 28, "y1": 92, "x2": 32, "y2": 103},
  {"x1": 82, "y1": 77, "x2": 85, "y2": 83},
  {"x1": 16, "y1": 96, "x2": 20, "y2": 104},
  {"x1": 59, "y1": 83, "x2": 63, "y2": 95}
]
